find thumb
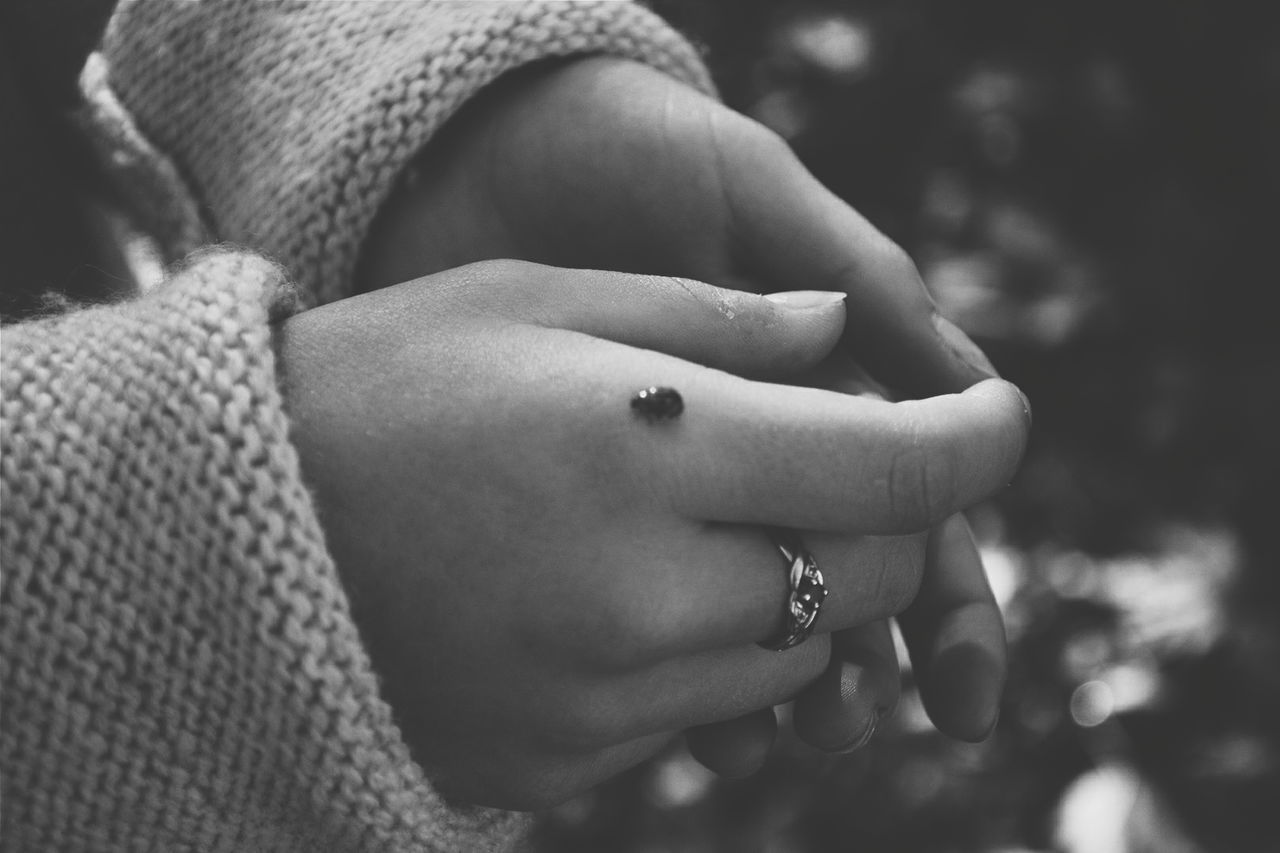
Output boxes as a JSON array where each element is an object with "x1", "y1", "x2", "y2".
[{"x1": 497, "y1": 262, "x2": 847, "y2": 379}]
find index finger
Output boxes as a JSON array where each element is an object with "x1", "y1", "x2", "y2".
[{"x1": 725, "y1": 128, "x2": 997, "y2": 398}]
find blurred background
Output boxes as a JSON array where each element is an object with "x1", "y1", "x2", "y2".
[{"x1": 532, "y1": 1, "x2": 1280, "y2": 851}]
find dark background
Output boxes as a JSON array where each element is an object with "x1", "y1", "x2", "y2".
[
  {"x1": 4, "y1": 1, "x2": 1275, "y2": 849},
  {"x1": 534, "y1": 1, "x2": 1280, "y2": 850}
]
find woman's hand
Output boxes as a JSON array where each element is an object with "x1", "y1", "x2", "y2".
[
  {"x1": 276, "y1": 260, "x2": 1030, "y2": 809},
  {"x1": 358, "y1": 57, "x2": 996, "y2": 399},
  {"x1": 356, "y1": 56, "x2": 1021, "y2": 771}
]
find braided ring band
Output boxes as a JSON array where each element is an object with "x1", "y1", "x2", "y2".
[{"x1": 758, "y1": 531, "x2": 828, "y2": 651}]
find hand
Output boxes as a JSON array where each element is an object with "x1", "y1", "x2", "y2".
[
  {"x1": 357, "y1": 57, "x2": 996, "y2": 399},
  {"x1": 356, "y1": 57, "x2": 1021, "y2": 770},
  {"x1": 276, "y1": 260, "x2": 1030, "y2": 808}
]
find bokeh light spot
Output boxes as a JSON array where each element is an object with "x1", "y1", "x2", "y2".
[
  {"x1": 1070, "y1": 680, "x2": 1115, "y2": 727},
  {"x1": 645, "y1": 752, "x2": 715, "y2": 809},
  {"x1": 786, "y1": 14, "x2": 875, "y2": 79}
]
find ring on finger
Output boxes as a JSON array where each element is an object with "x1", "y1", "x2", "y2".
[{"x1": 758, "y1": 530, "x2": 828, "y2": 651}]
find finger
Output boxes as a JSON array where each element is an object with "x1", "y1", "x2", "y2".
[
  {"x1": 686, "y1": 708, "x2": 778, "y2": 778},
  {"x1": 477, "y1": 260, "x2": 847, "y2": 380},
  {"x1": 658, "y1": 377, "x2": 1031, "y2": 533},
  {"x1": 476, "y1": 324, "x2": 1028, "y2": 533},
  {"x1": 616, "y1": 525, "x2": 926, "y2": 660},
  {"x1": 393, "y1": 264, "x2": 1028, "y2": 534},
  {"x1": 561, "y1": 521, "x2": 923, "y2": 669},
  {"x1": 721, "y1": 127, "x2": 999, "y2": 397},
  {"x1": 897, "y1": 514, "x2": 1006, "y2": 741},
  {"x1": 793, "y1": 620, "x2": 900, "y2": 753},
  {"x1": 585, "y1": 634, "x2": 831, "y2": 744}
]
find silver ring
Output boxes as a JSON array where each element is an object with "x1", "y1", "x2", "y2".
[{"x1": 758, "y1": 531, "x2": 828, "y2": 651}]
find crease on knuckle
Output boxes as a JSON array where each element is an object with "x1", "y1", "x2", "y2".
[
  {"x1": 881, "y1": 534, "x2": 927, "y2": 616},
  {"x1": 867, "y1": 240, "x2": 924, "y2": 291},
  {"x1": 884, "y1": 422, "x2": 957, "y2": 531},
  {"x1": 442, "y1": 258, "x2": 545, "y2": 320},
  {"x1": 884, "y1": 443, "x2": 928, "y2": 532},
  {"x1": 881, "y1": 242, "x2": 922, "y2": 279},
  {"x1": 663, "y1": 274, "x2": 762, "y2": 333}
]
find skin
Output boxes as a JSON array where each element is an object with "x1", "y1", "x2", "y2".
[
  {"x1": 350, "y1": 57, "x2": 1024, "y2": 781},
  {"x1": 276, "y1": 262, "x2": 1030, "y2": 810}
]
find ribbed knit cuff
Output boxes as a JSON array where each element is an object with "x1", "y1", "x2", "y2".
[
  {"x1": 91, "y1": 0, "x2": 713, "y2": 308},
  {"x1": 0, "y1": 250, "x2": 527, "y2": 851}
]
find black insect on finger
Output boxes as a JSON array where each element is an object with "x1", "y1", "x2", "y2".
[{"x1": 631, "y1": 386, "x2": 684, "y2": 422}]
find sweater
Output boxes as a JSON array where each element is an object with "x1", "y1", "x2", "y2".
[{"x1": 0, "y1": 2, "x2": 711, "y2": 850}]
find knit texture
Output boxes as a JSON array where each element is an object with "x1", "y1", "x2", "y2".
[
  {"x1": 0, "y1": 250, "x2": 528, "y2": 852},
  {"x1": 93, "y1": 0, "x2": 714, "y2": 309},
  {"x1": 4, "y1": 2, "x2": 713, "y2": 847}
]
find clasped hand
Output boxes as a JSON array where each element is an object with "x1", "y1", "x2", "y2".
[
  {"x1": 277, "y1": 57, "x2": 1031, "y2": 810},
  {"x1": 278, "y1": 263, "x2": 1027, "y2": 809}
]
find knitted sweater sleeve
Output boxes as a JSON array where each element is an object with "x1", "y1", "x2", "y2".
[
  {"x1": 88, "y1": 0, "x2": 714, "y2": 308},
  {"x1": 0, "y1": 250, "x2": 526, "y2": 852}
]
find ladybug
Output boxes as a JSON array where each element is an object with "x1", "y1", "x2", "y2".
[{"x1": 631, "y1": 386, "x2": 684, "y2": 422}]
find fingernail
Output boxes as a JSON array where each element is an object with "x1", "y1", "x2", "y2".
[
  {"x1": 828, "y1": 707, "x2": 883, "y2": 755},
  {"x1": 932, "y1": 315, "x2": 999, "y2": 379},
  {"x1": 764, "y1": 290, "x2": 847, "y2": 310}
]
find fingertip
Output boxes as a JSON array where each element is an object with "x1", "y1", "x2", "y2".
[
  {"x1": 793, "y1": 659, "x2": 894, "y2": 754},
  {"x1": 964, "y1": 378, "x2": 1033, "y2": 425},
  {"x1": 757, "y1": 290, "x2": 847, "y2": 376},
  {"x1": 918, "y1": 639, "x2": 1005, "y2": 742},
  {"x1": 962, "y1": 378, "x2": 1034, "y2": 475},
  {"x1": 962, "y1": 376, "x2": 1019, "y2": 400}
]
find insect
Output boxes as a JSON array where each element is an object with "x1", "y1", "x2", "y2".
[{"x1": 630, "y1": 386, "x2": 684, "y2": 422}]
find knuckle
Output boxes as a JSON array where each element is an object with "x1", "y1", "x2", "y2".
[
  {"x1": 883, "y1": 446, "x2": 929, "y2": 531},
  {"x1": 656, "y1": 275, "x2": 758, "y2": 333},
  {"x1": 877, "y1": 534, "x2": 928, "y2": 616},
  {"x1": 439, "y1": 259, "x2": 548, "y2": 318},
  {"x1": 883, "y1": 423, "x2": 958, "y2": 531},
  {"x1": 653, "y1": 275, "x2": 743, "y2": 329},
  {"x1": 461, "y1": 257, "x2": 541, "y2": 285},
  {"x1": 922, "y1": 443, "x2": 960, "y2": 522},
  {"x1": 871, "y1": 240, "x2": 923, "y2": 285}
]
